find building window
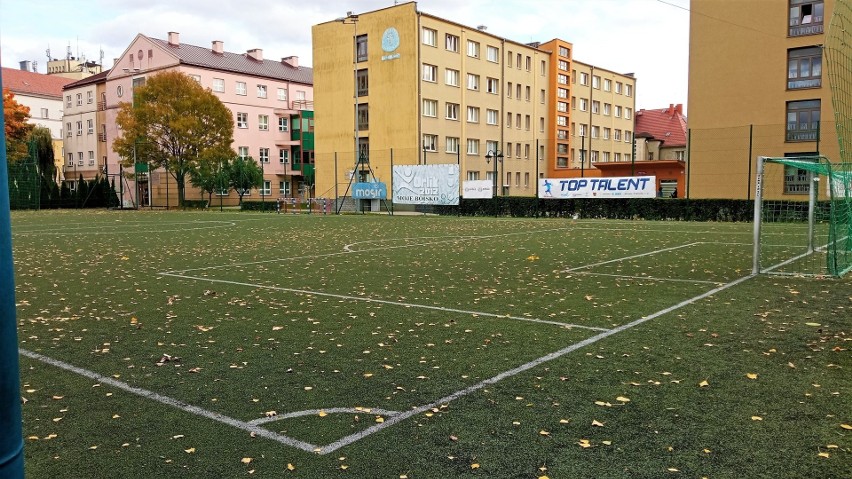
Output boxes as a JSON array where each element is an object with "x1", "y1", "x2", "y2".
[
  {"x1": 467, "y1": 106, "x2": 480, "y2": 123},
  {"x1": 261, "y1": 180, "x2": 271, "y2": 196},
  {"x1": 558, "y1": 88, "x2": 568, "y2": 99},
  {"x1": 789, "y1": 0, "x2": 825, "y2": 36},
  {"x1": 296, "y1": 90, "x2": 306, "y2": 101},
  {"x1": 423, "y1": 99, "x2": 437, "y2": 117},
  {"x1": 466, "y1": 139, "x2": 479, "y2": 155},
  {"x1": 516, "y1": 84, "x2": 522, "y2": 99},
  {"x1": 524, "y1": 115, "x2": 530, "y2": 130},
  {"x1": 88, "y1": 150, "x2": 95, "y2": 166},
  {"x1": 467, "y1": 40, "x2": 480, "y2": 58},
  {"x1": 422, "y1": 27, "x2": 437, "y2": 47},
  {"x1": 78, "y1": 152, "x2": 84, "y2": 166},
  {"x1": 507, "y1": 51, "x2": 513, "y2": 68},
  {"x1": 486, "y1": 109, "x2": 499, "y2": 125},
  {"x1": 625, "y1": 107, "x2": 632, "y2": 119},
  {"x1": 446, "y1": 137, "x2": 459, "y2": 153},
  {"x1": 558, "y1": 144, "x2": 569, "y2": 154},
  {"x1": 540, "y1": 117, "x2": 545, "y2": 132},
  {"x1": 66, "y1": 95, "x2": 72, "y2": 108},
  {"x1": 524, "y1": 144, "x2": 530, "y2": 159},
  {"x1": 486, "y1": 45, "x2": 499, "y2": 63},
  {"x1": 558, "y1": 60, "x2": 569, "y2": 71},
  {"x1": 423, "y1": 64, "x2": 438, "y2": 82},
  {"x1": 579, "y1": 98, "x2": 588, "y2": 111},
  {"x1": 602, "y1": 151, "x2": 611, "y2": 162},
  {"x1": 238, "y1": 146, "x2": 249, "y2": 160},
  {"x1": 356, "y1": 69, "x2": 369, "y2": 96},
  {"x1": 277, "y1": 88, "x2": 287, "y2": 101},
  {"x1": 614, "y1": 129, "x2": 622, "y2": 141},
  {"x1": 676, "y1": 151, "x2": 685, "y2": 161},
  {"x1": 279, "y1": 181, "x2": 290, "y2": 195},
  {"x1": 467, "y1": 171, "x2": 480, "y2": 181},
  {"x1": 592, "y1": 126, "x2": 600, "y2": 138},
  {"x1": 604, "y1": 79, "x2": 612, "y2": 91},
  {"x1": 423, "y1": 134, "x2": 437, "y2": 152},
  {"x1": 579, "y1": 72, "x2": 589, "y2": 85},
  {"x1": 40, "y1": 108, "x2": 48, "y2": 119},
  {"x1": 190, "y1": 74, "x2": 201, "y2": 83},
  {"x1": 615, "y1": 153, "x2": 622, "y2": 162},
  {"x1": 279, "y1": 149, "x2": 290, "y2": 164},
  {"x1": 558, "y1": 73, "x2": 569, "y2": 85},
  {"x1": 356, "y1": 34, "x2": 368, "y2": 62},
  {"x1": 67, "y1": 153, "x2": 73, "y2": 165},
  {"x1": 525, "y1": 86, "x2": 531, "y2": 101},
  {"x1": 786, "y1": 99, "x2": 821, "y2": 141},
  {"x1": 557, "y1": 116, "x2": 568, "y2": 127},
  {"x1": 615, "y1": 106, "x2": 622, "y2": 117},
  {"x1": 213, "y1": 78, "x2": 225, "y2": 92},
  {"x1": 486, "y1": 77, "x2": 499, "y2": 94},
  {"x1": 259, "y1": 147, "x2": 270, "y2": 163},
  {"x1": 76, "y1": 121, "x2": 83, "y2": 136},
  {"x1": 87, "y1": 91, "x2": 93, "y2": 104},
  {"x1": 358, "y1": 104, "x2": 369, "y2": 130},
  {"x1": 603, "y1": 127, "x2": 610, "y2": 139},
  {"x1": 237, "y1": 112, "x2": 248, "y2": 128},
  {"x1": 615, "y1": 82, "x2": 623, "y2": 94},
  {"x1": 625, "y1": 131, "x2": 633, "y2": 142},
  {"x1": 258, "y1": 115, "x2": 269, "y2": 131},
  {"x1": 516, "y1": 113, "x2": 522, "y2": 129},
  {"x1": 558, "y1": 101, "x2": 568, "y2": 112},
  {"x1": 592, "y1": 76, "x2": 600, "y2": 89},
  {"x1": 541, "y1": 60, "x2": 547, "y2": 76},
  {"x1": 557, "y1": 157, "x2": 568, "y2": 168},
  {"x1": 557, "y1": 130, "x2": 568, "y2": 140},
  {"x1": 278, "y1": 117, "x2": 289, "y2": 132},
  {"x1": 446, "y1": 102, "x2": 459, "y2": 120},
  {"x1": 578, "y1": 124, "x2": 588, "y2": 137},
  {"x1": 467, "y1": 73, "x2": 480, "y2": 91},
  {"x1": 87, "y1": 119, "x2": 93, "y2": 134},
  {"x1": 788, "y1": 46, "x2": 822, "y2": 89},
  {"x1": 516, "y1": 53, "x2": 522, "y2": 69},
  {"x1": 626, "y1": 85, "x2": 633, "y2": 97},
  {"x1": 604, "y1": 103, "x2": 611, "y2": 116},
  {"x1": 445, "y1": 68, "x2": 460, "y2": 86},
  {"x1": 66, "y1": 122, "x2": 72, "y2": 138},
  {"x1": 236, "y1": 82, "x2": 247, "y2": 95},
  {"x1": 592, "y1": 101, "x2": 600, "y2": 114},
  {"x1": 486, "y1": 140, "x2": 498, "y2": 154},
  {"x1": 540, "y1": 89, "x2": 546, "y2": 103},
  {"x1": 257, "y1": 84, "x2": 267, "y2": 98},
  {"x1": 525, "y1": 56, "x2": 531, "y2": 71},
  {"x1": 445, "y1": 34, "x2": 459, "y2": 52},
  {"x1": 559, "y1": 46, "x2": 570, "y2": 57}
]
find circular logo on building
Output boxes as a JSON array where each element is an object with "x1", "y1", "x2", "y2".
[{"x1": 381, "y1": 27, "x2": 400, "y2": 52}]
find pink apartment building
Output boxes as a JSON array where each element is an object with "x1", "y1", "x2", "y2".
[{"x1": 104, "y1": 32, "x2": 314, "y2": 207}]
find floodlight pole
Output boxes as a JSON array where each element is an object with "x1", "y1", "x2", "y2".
[
  {"x1": 752, "y1": 156, "x2": 766, "y2": 274},
  {"x1": 0, "y1": 74, "x2": 26, "y2": 479}
]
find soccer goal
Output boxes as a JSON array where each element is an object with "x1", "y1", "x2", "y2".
[{"x1": 753, "y1": 156, "x2": 852, "y2": 277}]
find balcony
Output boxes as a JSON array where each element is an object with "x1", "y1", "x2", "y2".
[
  {"x1": 98, "y1": 133, "x2": 107, "y2": 142},
  {"x1": 97, "y1": 100, "x2": 107, "y2": 111}
]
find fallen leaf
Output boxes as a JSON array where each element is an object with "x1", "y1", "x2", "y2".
[
  {"x1": 539, "y1": 430, "x2": 550, "y2": 436},
  {"x1": 616, "y1": 396, "x2": 630, "y2": 403},
  {"x1": 471, "y1": 463, "x2": 480, "y2": 469},
  {"x1": 805, "y1": 322, "x2": 821, "y2": 327},
  {"x1": 698, "y1": 380, "x2": 709, "y2": 387},
  {"x1": 318, "y1": 410, "x2": 327, "y2": 417},
  {"x1": 840, "y1": 424, "x2": 852, "y2": 430},
  {"x1": 751, "y1": 416, "x2": 763, "y2": 421},
  {"x1": 602, "y1": 440, "x2": 612, "y2": 445},
  {"x1": 746, "y1": 373, "x2": 758, "y2": 380},
  {"x1": 667, "y1": 467, "x2": 679, "y2": 472},
  {"x1": 578, "y1": 439, "x2": 591, "y2": 448},
  {"x1": 592, "y1": 420, "x2": 604, "y2": 427},
  {"x1": 559, "y1": 419, "x2": 570, "y2": 424},
  {"x1": 241, "y1": 458, "x2": 252, "y2": 464},
  {"x1": 375, "y1": 416, "x2": 385, "y2": 423},
  {"x1": 184, "y1": 448, "x2": 196, "y2": 453},
  {"x1": 818, "y1": 452, "x2": 830, "y2": 458},
  {"x1": 287, "y1": 463, "x2": 295, "y2": 471}
]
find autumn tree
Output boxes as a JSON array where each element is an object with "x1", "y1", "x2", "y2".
[
  {"x1": 3, "y1": 88, "x2": 33, "y2": 162},
  {"x1": 226, "y1": 155, "x2": 263, "y2": 205},
  {"x1": 113, "y1": 71, "x2": 234, "y2": 206},
  {"x1": 189, "y1": 154, "x2": 230, "y2": 206}
]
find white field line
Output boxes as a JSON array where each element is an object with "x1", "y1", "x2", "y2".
[
  {"x1": 571, "y1": 271, "x2": 724, "y2": 285},
  {"x1": 562, "y1": 242, "x2": 700, "y2": 273},
  {"x1": 18, "y1": 349, "x2": 321, "y2": 453},
  {"x1": 12, "y1": 220, "x2": 240, "y2": 236},
  {"x1": 157, "y1": 272, "x2": 609, "y2": 332},
  {"x1": 318, "y1": 271, "x2": 758, "y2": 454},
  {"x1": 247, "y1": 407, "x2": 401, "y2": 426}
]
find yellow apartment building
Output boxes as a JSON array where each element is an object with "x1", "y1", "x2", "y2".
[
  {"x1": 688, "y1": 0, "x2": 839, "y2": 199},
  {"x1": 313, "y1": 3, "x2": 556, "y2": 199}
]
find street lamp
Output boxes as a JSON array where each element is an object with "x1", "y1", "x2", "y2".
[
  {"x1": 339, "y1": 12, "x2": 359, "y2": 171},
  {"x1": 485, "y1": 149, "x2": 503, "y2": 216}
]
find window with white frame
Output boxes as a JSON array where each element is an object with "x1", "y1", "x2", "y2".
[
  {"x1": 277, "y1": 88, "x2": 287, "y2": 101},
  {"x1": 467, "y1": 40, "x2": 480, "y2": 58},
  {"x1": 422, "y1": 27, "x2": 437, "y2": 46},
  {"x1": 236, "y1": 82, "x2": 247, "y2": 95},
  {"x1": 625, "y1": 84, "x2": 633, "y2": 97},
  {"x1": 66, "y1": 122, "x2": 71, "y2": 137},
  {"x1": 296, "y1": 90, "x2": 306, "y2": 101},
  {"x1": 590, "y1": 150, "x2": 599, "y2": 162},
  {"x1": 486, "y1": 45, "x2": 499, "y2": 62},
  {"x1": 486, "y1": 77, "x2": 499, "y2": 94},
  {"x1": 76, "y1": 121, "x2": 83, "y2": 136},
  {"x1": 603, "y1": 103, "x2": 611, "y2": 116},
  {"x1": 423, "y1": 64, "x2": 438, "y2": 82},
  {"x1": 615, "y1": 152, "x2": 622, "y2": 162},
  {"x1": 467, "y1": 106, "x2": 480, "y2": 123},
  {"x1": 557, "y1": 88, "x2": 568, "y2": 99},
  {"x1": 445, "y1": 34, "x2": 459, "y2": 52},
  {"x1": 190, "y1": 74, "x2": 201, "y2": 83},
  {"x1": 445, "y1": 68, "x2": 460, "y2": 86},
  {"x1": 67, "y1": 153, "x2": 73, "y2": 165},
  {"x1": 446, "y1": 102, "x2": 459, "y2": 120},
  {"x1": 259, "y1": 147, "x2": 269, "y2": 163},
  {"x1": 261, "y1": 180, "x2": 271, "y2": 196},
  {"x1": 65, "y1": 95, "x2": 72, "y2": 108},
  {"x1": 602, "y1": 151, "x2": 611, "y2": 162},
  {"x1": 579, "y1": 72, "x2": 589, "y2": 85},
  {"x1": 88, "y1": 150, "x2": 95, "y2": 165},
  {"x1": 279, "y1": 181, "x2": 290, "y2": 195},
  {"x1": 486, "y1": 109, "x2": 498, "y2": 125},
  {"x1": 614, "y1": 129, "x2": 622, "y2": 141},
  {"x1": 279, "y1": 117, "x2": 289, "y2": 131},
  {"x1": 237, "y1": 112, "x2": 248, "y2": 128},
  {"x1": 615, "y1": 106, "x2": 622, "y2": 117},
  {"x1": 558, "y1": 129, "x2": 568, "y2": 140},
  {"x1": 238, "y1": 146, "x2": 249, "y2": 160},
  {"x1": 87, "y1": 119, "x2": 94, "y2": 134},
  {"x1": 213, "y1": 78, "x2": 225, "y2": 92},
  {"x1": 558, "y1": 73, "x2": 569, "y2": 85},
  {"x1": 466, "y1": 138, "x2": 479, "y2": 155},
  {"x1": 558, "y1": 60, "x2": 569, "y2": 70},
  {"x1": 558, "y1": 144, "x2": 569, "y2": 154},
  {"x1": 467, "y1": 73, "x2": 480, "y2": 91},
  {"x1": 579, "y1": 98, "x2": 588, "y2": 111},
  {"x1": 615, "y1": 82, "x2": 623, "y2": 94},
  {"x1": 279, "y1": 149, "x2": 289, "y2": 163},
  {"x1": 579, "y1": 123, "x2": 587, "y2": 136},
  {"x1": 592, "y1": 76, "x2": 600, "y2": 89},
  {"x1": 558, "y1": 101, "x2": 568, "y2": 112},
  {"x1": 592, "y1": 101, "x2": 600, "y2": 114},
  {"x1": 604, "y1": 79, "x2": 612, "y2": 91},
  {"x1": 87, "y1": 91, "x2": 93, "y2": 104},
  {"x1": 603, "y1": 128, "x2": 610, "y2": 139},
  {"x1": 446, "y1": 137, "x2": 459, "y2": 153},
  {"x1": 423, "y1": 99, "x2": 437, "y2": 117},
  {"x1": 76, "y1": 93, "x2": 82, "y2": 106},
  {"x1": 625, "y1": 131, "x2": 632, "y2": 142},
  {"x1": 78, "y1": 152, "x2": 83, "y2": 166},
  {"x1": 467, "y1": 171, "x2": 480, "y2": 181},
  {"x1": 625, "y1": 108, "x2": 632, "y2": 120},
  {"x1": 257, "y1": 84, "x2": 267, "y2": 98},
  {"x1": 258, "y1": 115, "x2": 269, "y2": 131},
  {"x1": 557, "y1": 116, "x2": 568, "y2": 126},
  {"x1": 40, "y1": 108, "x2": 48, "y2": 119},
  {"x1": 592, "y1": 126, "x2": 599, "y2": 138},
  {"x1": 485, "y1": 140, "x2": 498, "y2": 154},
  {"x1": 423, "y1": 134, "x2": 437, "y2": 152}
]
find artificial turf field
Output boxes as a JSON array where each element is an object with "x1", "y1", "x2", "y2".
[{"x1": 10, "y1": 210, "x2": 851, "y2": 478}]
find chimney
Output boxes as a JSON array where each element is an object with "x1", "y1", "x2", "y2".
[
  {"x1": 168, "y1": 31, "x2": 180, "y2": 46},
  {"x1": 675, "y1": 103, "x2": 683, "y2": 115},
  {"x1": 668, "y1": 104, "x2": 675, "y2": 116},
  {"x1": 19, "y1": 60, "x2": 32, "y2": 72},
  {"x1": 247, "y1": 48, "x2": 263, "y2": 62},
  {"x1": 212, "y1": 40, "x2": 224, "y2": 54},
  {"x1": 282, "y1": 56, "x2": 298, "y2": 68}
]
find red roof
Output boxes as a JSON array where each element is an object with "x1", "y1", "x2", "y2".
[
  {"x1": 634, "y1": 104, "x2": 688, "y2": 148},
  {"x1": 1, "y1": 67, "x2": 75, "y2": 99}
]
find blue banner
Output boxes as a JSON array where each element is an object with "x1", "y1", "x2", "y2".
[{"x1": 352, "y1": 182, "x2": 387, "y2": 199}]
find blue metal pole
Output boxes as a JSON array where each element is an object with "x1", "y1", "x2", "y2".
[{"x1": 0, "y1": 71, "x2": 26, "y2": 478}]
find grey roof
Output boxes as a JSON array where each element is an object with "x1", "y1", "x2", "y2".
[
  {"x1": 150, "y1": 37, "x2": 313, "y2": 85},
  {"x1": 63, "y1": 69, "x2": 111, "y2": 90}
]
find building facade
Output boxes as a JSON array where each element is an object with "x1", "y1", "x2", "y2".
[
  {"x1": 62, "y1": 71, "x2": 109, "y2": 189},
  {"x1": 688, "y1": 0, "x2": 838, "y2": 199},
  {"x1": 104, "y1": 32, "x2": 314, "y2": 207}
]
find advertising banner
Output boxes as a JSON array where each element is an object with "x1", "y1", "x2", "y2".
[
  {"x1": 538, "y1": 176, "x2": 656, "y2": 199},
  {"x1": 462, "y1": 180, "x2": 493, "y2": 199},
  {"x1": 352, "y1": 182, "x2": 387, "y2": 199},
  {"x1": 393, "y1": 164, "x2": 460, "y2": 205}
]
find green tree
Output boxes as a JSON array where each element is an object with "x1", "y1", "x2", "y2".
[
  {"x1": 113, "y1": 71, "x2": 234, "y2": 206},
  {"x1": 28, "y1": 126, "x2": 57, "y2": 184},
  {"x1": 226, "y1": 155, "x2": 263, "y2": 205},
  {"x1": 189, "y1": 155, "x2": 230, "y2": 206}
]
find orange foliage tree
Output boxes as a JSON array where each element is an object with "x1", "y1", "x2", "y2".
[{"x1": 3, "y1": 88, "x2": 33, "y2": 162}]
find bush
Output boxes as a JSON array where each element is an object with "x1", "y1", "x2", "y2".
[
  {"x1": 240, "y1": 201, "x2": 278, "y2": 212},
  {"x1": 181, "y1": 200, "x2": 208, "y2": 209}
]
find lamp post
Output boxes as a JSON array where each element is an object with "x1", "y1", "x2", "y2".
[
  {"x1": 580, "y1": 134, "x2": 586, "y2": 178},
  {"x1": 339, "y1": 12, "x2": 359, "y2": 172},
  {"x1": 485, "y1": 149, "x2": 503, "y2": 217}
]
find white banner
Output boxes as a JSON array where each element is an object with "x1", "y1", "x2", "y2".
[
  {"x1": 462, "y1": 180, "x2": 493, "y2": 199},
  {"x1": 393, "y1": 164, "x2": 460, "y2": 205},
  {"x1": 538, "y1": 176, "x2": 657, "y2": 199}
]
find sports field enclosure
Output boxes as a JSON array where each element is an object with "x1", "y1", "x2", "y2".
[{"x1": 11, "y1": 210, "x2": 851, "y2": 478}]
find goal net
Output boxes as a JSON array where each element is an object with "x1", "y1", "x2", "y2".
[{"x1": 753, "y1": 156, "x2": 852, "y2": 277}]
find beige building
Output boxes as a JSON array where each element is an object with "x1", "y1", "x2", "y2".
[
  {"x1": 47, "y1": 55, "x2": 104, "y2": 80},
  {"x1": 688, "y1": 0, "x2": 838, "y2": 199},
  {"x1": 312, "y1": 2, "x2": 551, "y2": 199},
  {"x1": 570, "y1": 61, "x2": 636, "y2": 175},
  {"x1": 61, "y1": 70, "x2": 109, "y2": 188}
]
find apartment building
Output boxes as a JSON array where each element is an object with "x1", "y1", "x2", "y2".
[
  {"x1": 688, "y1": 0, "x2": 838, "y2": 199},
  {"x1": 312, "y1": 2, "x2": 550, "y2": 199},
  {"x1": 104, "y1": 32, "x2": 314, "y2": 207},
  {"x1": 570, "y1": 61, "x2": 636, "y2": 175},
  {"x1": 61, "y1": 70, "x2": 109, "y2": 189}
]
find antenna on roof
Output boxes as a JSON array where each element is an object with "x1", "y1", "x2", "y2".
[
  {"x1": 45, "y1": 45, "x2": 51, "y2": 61},
  {"x1": 99, "y1": 47, "x2": 104, "y2": 67}
]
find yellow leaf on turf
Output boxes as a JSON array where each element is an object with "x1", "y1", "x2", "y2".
[
  {"x1": 578, "y1": 439, "x2": 591, "y2": 448},
  {"x1": 667, "y1": 467, "x2": 679, "y2": 472},
  {"x1": 616, "y1": 396, "x2": 630, "y2": 402},
  {"x1": 840, "y1": 424, "x2": 852, "y2": 430},
  {"x1": 592, "y1": 420, "x2": 604, "y2": 427},
  {"x1": 318, "y1": 410, "x2": 327, "y2": 417},
  {"x1": 805, "y1": 322, "x2": 821, "y2": 327},
  {"x1": 559, "y1": 419, "x2": 570, "y2": 424},
  {"x1": 746, "y1": 373, "x2": 758, "y2": 379},
  {"x1": 751, "y1": 416, "x2": 763, "y2": 421},
  {"x1": 471, "y1": 463, "x2": 480, "y2": 469},
  {"x1": 375, "y1": 416, "x2": 385, "y2": 423},
  {"x1": 287, "y1": 463, "x2": 295, "y2": 471},
  {"x1": 539, "y1": 430, "x2": 550, "y2": 436},
  {"x1": 241, "y1": 458, "x2": 252, "y2": 464},
  {"x1": 602, "y1": 440, "x2": 612, "y2": 445},
  {"x1": 340, "y1": 465, "x2": 348, "y2": 470},
  {"x1": 184, "y1": 448, "x2": 196, "y2": 453},
  {"x1": 698, "y1": 380, "x2": 709, "y2": 387},
  {"x1": 818, "y1": 452, "x2": 830, "y2": 458}
]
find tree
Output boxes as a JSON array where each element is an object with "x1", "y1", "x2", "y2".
[
  {"x1": 3, "y1": 88, "x2": 33, "y2": 163},
  {"x1": 189, "y1": 155, "x2": 230, "y2": 206},
  {"x1": 226, "y1": 155, "x2": 263, "y2": 205},
  {"x1": 113, "y1": 71, "x2": 234, "y2": 206},
  {"x1": 29, "y1": 126, "x2": 57, "y2": 184}
]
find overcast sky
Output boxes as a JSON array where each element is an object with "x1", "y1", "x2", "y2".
[{"x1": 0, "y1": 0, "x2": 690, "y2": 112}]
